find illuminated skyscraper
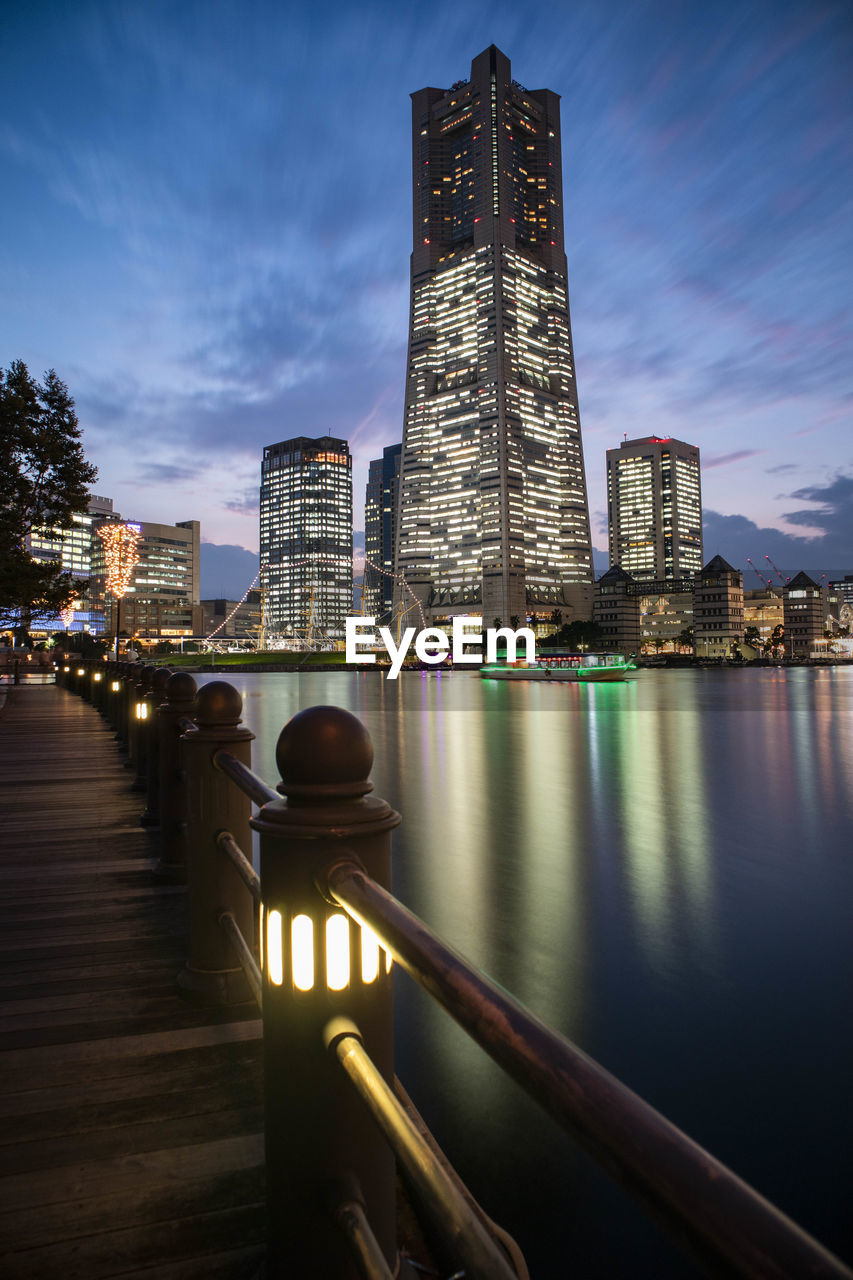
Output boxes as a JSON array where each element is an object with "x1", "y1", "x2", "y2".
[
  {"x1": 364, "y1": 444, "x2": 401, "y2": 620},
  {"x1": 260, "y1": 436, "x2": 352, "y2": 637},
  {"x1": 606, "y1": 436, "x2": 703, "y2": 581},
  {"x1": 395, "y1": 46, "x2": 593, "y2": 625}
]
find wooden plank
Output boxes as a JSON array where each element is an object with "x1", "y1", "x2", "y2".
[{"x1": 0, "y1": 686, "x2": 268, "y2": 1274}]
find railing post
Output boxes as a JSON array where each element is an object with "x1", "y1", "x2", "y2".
[
  {"x1": 154, "y1": 671, "x2": 197, "y2": 882},
  {"x1": 131, "y1": 665, "x2": 156, "y2": 790},
  {"x1": 178, "y1": 680, "x2": 255, "y2": 1003},
  {"x1": 252, "y1": 705, "x2": 400, "y2": 1278},
  {"x1": 141, "y1": 667, "x2": 171, "y2": 826}
]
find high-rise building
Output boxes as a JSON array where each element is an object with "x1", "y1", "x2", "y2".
[
  {"x1": 607, "y1": 436, "x2": 702, "y2": 581},
  {"x1": 395, "y1": 45, "x2": 594, "y2": 626},
  {"x1": 364, "y1": 444, "x2": 402, "y2": 620},
  {"x1": 260, "y1": 436, "x2": 353, "y2": 637}
]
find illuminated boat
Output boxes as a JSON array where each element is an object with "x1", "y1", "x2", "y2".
[{"x1": 480, "y1": 653, "x2": 637, "y2": 682}]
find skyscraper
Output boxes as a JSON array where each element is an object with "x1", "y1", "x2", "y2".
[
  {"x1": 260, "y1": 436, "x2": 352, "y2": 637},
  {"x1": 395, "y1": 46, "x2": 593, "y2": 625},
  {"x1": 364, "y1": 444, "x2": 402, "y2": 621},
  {"x1": 606, "y1": 436, "x2": 703, "y2": 581}
]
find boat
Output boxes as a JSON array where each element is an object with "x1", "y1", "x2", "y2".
[{"x1": 480, "y1": 653, "x2": 637, "y2": 682}]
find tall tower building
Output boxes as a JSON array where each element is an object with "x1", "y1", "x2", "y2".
[
  {"x1": 260, "y1": 436, "x2": 353, "y2": 637},
  {"x1": 395, "y1": 45, "x2": 593, "y2": 625},
  {"x1": 606, "y1": 436, "x2": 703, "y2": 581},
  {"x1": 364, "y1": 444, "x2": 402, "y2": 621}
]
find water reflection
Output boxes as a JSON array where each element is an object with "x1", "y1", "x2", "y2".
[{"x1": 198, "y1": 667, "x2": 853, "y2": 1278}]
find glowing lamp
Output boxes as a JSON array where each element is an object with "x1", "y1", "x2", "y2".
[
  {"x1": 94, "y1": 672, "x2": 102, "y2": 683},
  {"x1": 262, "y1": 905, "x2": 390, "y2": 993},
  {"x1": 77, "y1": 668, "x2": 85, "y2": 676},
  {"x1": 111, "y1": 680, "x2": 121, "y2": 692},
  {"x1": 63, "y1": 666, "x2": 70, "y2": 673},
  {"x1": 135, "y1": 700, "x2": 149, "y2": 721}
]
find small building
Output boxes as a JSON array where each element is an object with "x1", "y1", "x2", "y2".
[
  {"x1": 783, "y1": 572, "x2": 825, "y2": 657},
  {"x1": 201, "y1": 591, "x2": 262, "y2": 642},
  {"x1": 743, "y1": 587, "x2": 784, "y2": 648},
  {"x1": 593, "y1": 566, "x2": 641, "y2": 653},
  {"x1": 693, "y1": 556, "x2": 744, "y2": 658},
  {"x1": 626, "y1": 576, "x2": 694, "y2": 651}
]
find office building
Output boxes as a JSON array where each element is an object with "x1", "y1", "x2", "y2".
[
  {"x1": 364, "y1": 445, "x2": 402, "y2": 620},
  {"x1": 91, "y1": 517, "x2": 201, "y2": 639},
  {"x1": 607, "y1": 437, "x2": 703, "y2": 581},
  {"x1": 28, "y1": 494, "x2": 115, "y2": 633},
  {"x1": 260, "y1": 436, "x2": 353, "y2": 637},
  {"x1": 395, "y1": 45, "x2": 594, "y2": 626},
  {"x1": 593, "y1": 566, "x2": 641, "y2": 653},
  {"x1": 693, "y1": 555, "x2": 744, "y2": 658},
  {"x1": 783, "y1": 572, "x2": 825, "y2": 657}
]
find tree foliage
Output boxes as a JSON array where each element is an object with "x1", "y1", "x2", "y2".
[{"x1": 0, "y1": 360, "x2": 97, "y2": 630}]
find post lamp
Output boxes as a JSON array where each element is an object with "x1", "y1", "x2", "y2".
[
  {"x1": 253, "y1": 706, "x2": 399, "y2": 1277},
  {"x1": 132, "y1": 666, "x2": 157, "y2": 792},
  {"x1": 140, "y1": 667, "x2": 172, "y2": 827}
]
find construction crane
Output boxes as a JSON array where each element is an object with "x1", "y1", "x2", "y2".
[
  {"x1": 764, "y1": 555, "x2": 788, "y2": 585},
  {"x1": 746, "y1": 557, "x2": 772, "y2": 588}
]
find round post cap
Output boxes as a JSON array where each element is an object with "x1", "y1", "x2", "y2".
[
  {"x1": 194, "y1": 680, "x2": 243, "y2": 728},
  {"x1": 166, "y1": 670, "x2": 198, "y2": 704},
  {"x1": 276, "y1": 705, "x2": 373, "y2": 799}
]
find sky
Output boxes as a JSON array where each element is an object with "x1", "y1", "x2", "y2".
[{"x1": 2, "y1": 0, "x2": 852, "y2": 597}]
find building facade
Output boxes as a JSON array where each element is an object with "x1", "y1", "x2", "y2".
[
  {"x1": 93, "y1": 517, "x2": 201, "y2": 639},
  {"x1": 28, "y1": 494, "x2": 115, "y2": 633},
  {"x1": 607, "y1": 437, "x2": 703, "y2": 581},
  {"x1": 783, "y1": 572, "x2": 825, "y2": 657},
  {"x1": 593, "y1": 566, "x2": 641, "y2": 653},
  {"x1": 201, "y1": 591, "x2": 262, "y2": 641},
  {"x1": 260, "y1": 436, "x2": 353, "y2": 637},
  {"x1": 364, "y1": 444, "x2": 402, "y2": 621},
  {"x1": 395, "y1": 45, "x2": 594, "y2": 626},
  {"x1": 693, "y1": 555, "x2": 744, "y2": 658}
]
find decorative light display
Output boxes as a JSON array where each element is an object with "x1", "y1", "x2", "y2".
[
  {"x1": 58, "y1": 595, "x2": 78, "y2": 629},
  {"x1": 98, "y1": 523, "x2": 140, "y2": 600},
  {"x1": 205, "y1": 569, "x2": 262, "y2": 640}
]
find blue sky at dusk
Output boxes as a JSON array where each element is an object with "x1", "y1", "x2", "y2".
[{"x1": 2, "y1": 0, "x2": 851, "y2": 594}]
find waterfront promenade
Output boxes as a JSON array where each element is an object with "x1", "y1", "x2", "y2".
[{"x1": 0, "y1": 682, "x2": 265, "y2": 1277}]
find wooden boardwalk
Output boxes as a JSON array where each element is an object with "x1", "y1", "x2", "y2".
[{"x1": 0, "y1": 682, "x2": 265, "y2": 1278}]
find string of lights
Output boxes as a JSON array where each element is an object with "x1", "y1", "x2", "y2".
[
  {"x1": 58, "y1": 595, "x2": 78, "y2": 629},
  {"x1": 204, "y1": 570, "x2": 262, "y2": 640},
  {"x1": 204, "y1": 556, "x2": 427, "y2": 642},
  {"x1": 97, "y1": 523, "x2": 140, "y2": 599}
]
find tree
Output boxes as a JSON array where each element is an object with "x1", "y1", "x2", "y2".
[
  {"x1": 0, "y1": 361, "x2": 97, "y2": 632},
  {"x1": 743, "y1": 625, "x2": 762, "y2": 650},
  {"x1": 675, "y1": 626, "x2": 694, "y2": 652}
]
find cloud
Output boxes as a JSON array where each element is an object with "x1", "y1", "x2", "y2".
[
  {"x1": 199, "y1": 543, "x2": 259, "y2": 601},
  {"x1": 137, "y1": 462, "x2": 203, "y2": 484},
  {"x1": 703, "y1": 449, "x2": 764, "y2": 470},
  {"x1": 702, "y1": 472, "x2": 853, "y2": 575}
]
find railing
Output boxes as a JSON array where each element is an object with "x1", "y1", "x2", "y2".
[{"x1": 54, "y1": 656, "x2": 853, "y2": 1280}]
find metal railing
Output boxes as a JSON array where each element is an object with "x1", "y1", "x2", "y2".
[{"x1": 55, "y1": 656, "x2": 853, "y2": 1280}]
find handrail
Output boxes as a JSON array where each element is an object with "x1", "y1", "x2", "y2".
[
  {"x1": 218, "y1": 910, "x2": 262, "y2": 1009},
  {"x1": 178, "y1": 715, "x2": 197, "y2": 735},
  {"x1": 325, "y1": 858, "x2": 852, "y2": 1280},
  {"x1": 216, "y1": 830, "x2": 261, "y2": 902},
  {"x1": 214, "y1": 748, "x2": 279, "y2": 806},
  {"x1": 332, "y1": 1196, "x2": 394, "y2": 1280},
  {"x1": 324, "y1": 1018, "x2": 517, "y2": 1280}
]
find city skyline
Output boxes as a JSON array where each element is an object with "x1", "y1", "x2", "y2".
[{"x1": 2, "y1": 1, "x2": 852, "y2": 589}]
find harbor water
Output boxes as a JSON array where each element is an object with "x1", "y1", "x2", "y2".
[{"x1": 200, "y1": 665, "x2": 853, "y2": 1278}]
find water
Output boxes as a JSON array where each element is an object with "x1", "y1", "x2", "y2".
[{"x1": 201, "y1": 666, "x2": 853, "y2": 1277}]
